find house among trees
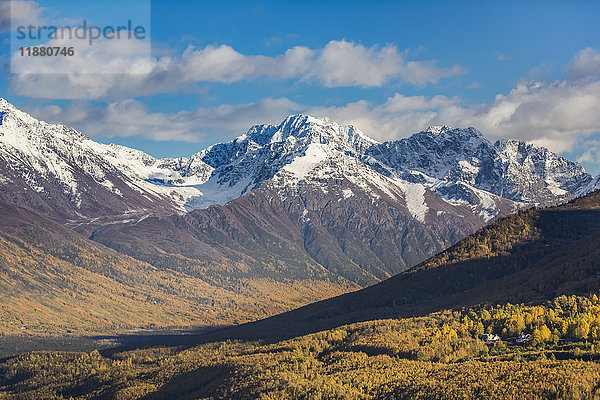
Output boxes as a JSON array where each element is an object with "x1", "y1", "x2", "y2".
[
  {"x1": 515, "y1": 332, "x2": 531, "y2": 344},
  {"x1": 480, "y1": 334, "x2": 501, "y2": 344}
]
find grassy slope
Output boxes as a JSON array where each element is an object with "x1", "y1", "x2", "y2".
[{"x1": 0, "y1": 203, "x2": 353, "y2": 335}]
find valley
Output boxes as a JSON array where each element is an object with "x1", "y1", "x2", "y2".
[
  {"x1": 1, "y1": 100, "x2": 600, "y2": 398},
  {"x1": 3, "y1": 189, "x2": 600, "y2": 398}
]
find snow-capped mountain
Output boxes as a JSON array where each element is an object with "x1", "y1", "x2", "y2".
[
  {"x1": 176, "y1": 116, "x2": 595, "y2": 223},
  {"x1": 0, "y1": 98, "x2": 212, "y2": 228},
  {"x1": 0, "y1": 101, "x2": 382, "y2": 219},
  {"x1": 1, "y1": 97, "x2": 598, "y2": 230},
  {"x1": 579, "y1": 174, "x2": 600, "y2": 196},
  {"x1": 180, "y1": 115, "x2": 378, "y2": 209},
  {"x1": 364, "y1": 126, "x2": 594, "y2": 214},
  {"x1": 2, "y1": 97, "x2": 600, "y2": 281}
]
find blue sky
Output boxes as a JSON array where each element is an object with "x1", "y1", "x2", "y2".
[{"x1": 2, "y1": 0, "x2": 600, "y2": 173}]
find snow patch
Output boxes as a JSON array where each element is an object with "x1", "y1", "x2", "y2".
[
  {"x1": 458, "y1": 160, "x2": 480, "y2": 175},
  {"x1": 473, "y1": 189, "x2": 497, "y2": 222},
  {"x1": 342, "y1": 188, "x2": 354, "y2": 198},
  {"x1": 184, "y1": 173, "x2": 254, "y2": 210},
  {"x1": 283, "y1": 143, "x2": 329, "y2": 179},
  {"x1": 547, "y1": 185, "x2": 569, "y2": 196},
  {"x1": 398, "y1": 181, "x2": 428, "y2": 222},
  {"x1": 136, "y1": 214, "x2": 150, "y2": 224}
]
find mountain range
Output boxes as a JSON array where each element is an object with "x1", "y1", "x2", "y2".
[
  {"x1": 1, "y1": 97, "x2": 600, "y2": 332},
  {"x1": 2, "y1": 98, "x2": 595, "y2": 229},
  {"x1": 3, "y1": 178, "x2": 600, "y2": 399}
]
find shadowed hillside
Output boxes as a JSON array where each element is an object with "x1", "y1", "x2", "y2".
[{"x1": 209, "y1": 190, "x2": 600, "y2": 341}]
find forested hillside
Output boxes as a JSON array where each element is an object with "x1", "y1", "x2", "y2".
[
  {"x1": 4, "y1": 292, "x2": 600, "y2": 399},
  {"x1": 0, "y1": 202, "x2": 352, "y2": 335}
]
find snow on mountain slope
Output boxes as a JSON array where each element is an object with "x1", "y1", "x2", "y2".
[
  {"x1": 363, "y1": 125, "x2": 594, "y2": 220},
  {"x1": 189, "y1": 114, "x2": 455, "y2": 224},
  {"x1": 0, "y1": 98, "x2": 596, "y2": 234},
  {"x1": 584, "y1": 175, "x2": 600, "y2": 194},
  {"x1": 186, "y1": 117, "x2": 592, "y2": 225},
  {"x1": 0, "y1": 99, "x2": 205, "y2": 227},
  {"x1": 4, "y1": 97, "x2": 600, "y2": 282},
  {"x1": 182, "y1": 115, "x2": 380, "y2": 209}
]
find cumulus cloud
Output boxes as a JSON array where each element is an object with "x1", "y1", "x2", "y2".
[
  {"x1": 10, "y1": 32, "x2": 152, "y2": 98},
  {"x1": 567, "y1": 47, "x2": 600, "y2": 82},
  {"x1": 576, "y1": 140, "x2": 600, "y2": 164},
  {"x1": 12, "y1": 30, "x2": 151, "y2": 73},
  {"x1": 10, "y1": 39, "x2": 464, "y2": 99},
  {"x1": 310, "y1": 80, "x2": 600, "y2": 153},
  {"x1": 303, "y1": 40, "x2": 464, "y2": 87},
  {"x1": 307, "y1": 94, "x2": 464, "y2": 142},
  {"x1": 26, "y1": 50, "x2": 600, "y2": 151},
  {"x1": 466, "y1": 80, "x2": 600, "y2": 151},
  {"x1": 25, "y1": 97, "x2": 302, "y2": 142},
  {"x1": 21, "y1": 47, "x2": 600, "y2": 173},
  {"x1": 308, "y1": 49, "x2": 600, "y2": 153},
  {"x1": 0, "y1": 0, "x2": 44, "y2": 33}
]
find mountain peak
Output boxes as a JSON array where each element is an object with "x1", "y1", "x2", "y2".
[
  {"x1": 0, "y1": 98, "x2": 89, "y2": 145},
  {"x1": 0, "y1": 98, "x2": 33, "y2": 118},
  {"x1": 0, "y1": 98, "x2": 38, "y2": 126},
  {"x1": 0, "y1": 98, "x2": 15, "y2": 110},
  {"x1": 238, "y1": 114, "x2": 378, "y2": 151},
  {"x1": 280, "y1": 113, "x2": 327, "y2": 129},
  {"x1": 424, "y1": 125, "x2": 451, "y2": 135},
  {"x1": 421, "y1": 125, "x2": 484, "y2": 139}
]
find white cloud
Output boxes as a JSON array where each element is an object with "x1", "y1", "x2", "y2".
[
  {"x1": 10, "y1": 39, "x2": 465, "y2": 99},
  {"x1": 0, "y1": 0, "x2": 44, "y2": 33},
  {"x1": 21, "y1": 47, "x2": 600, "y2": 173},
  {"x1": 10, "y1": 30, "x2": 152, "y2": 85},
  {"x1": 304, "y1": 40, "x2": 464, "y2": 87},
  {"x1": 311, "y1": 80, "x2": 600, "y2": 153},
  {"x1": 306, "y1": 50, "x2": 600, "y2": 153},
  {"x1": 25, "y1": 98, "x2": 302, "y2": 142},
  {"x1": 577, "y1": 142, "x2": 600, "y2": 164},
  {"x1": 467, "y1": 80, "x2": 600, "y2": 151},
  {"x1": 567, "y1": 47, "x2": 600, "y2": 82},
  {"x1": 25, "y1": 50, "x2": 600, "y2": 154},
  {"x1": 307, "y1": 93, "x2": 464, "y2": 142}
]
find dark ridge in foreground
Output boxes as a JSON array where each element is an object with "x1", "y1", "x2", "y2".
[{"x1": 205, "y1": 190, "x2": 600, "y2": 341}]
